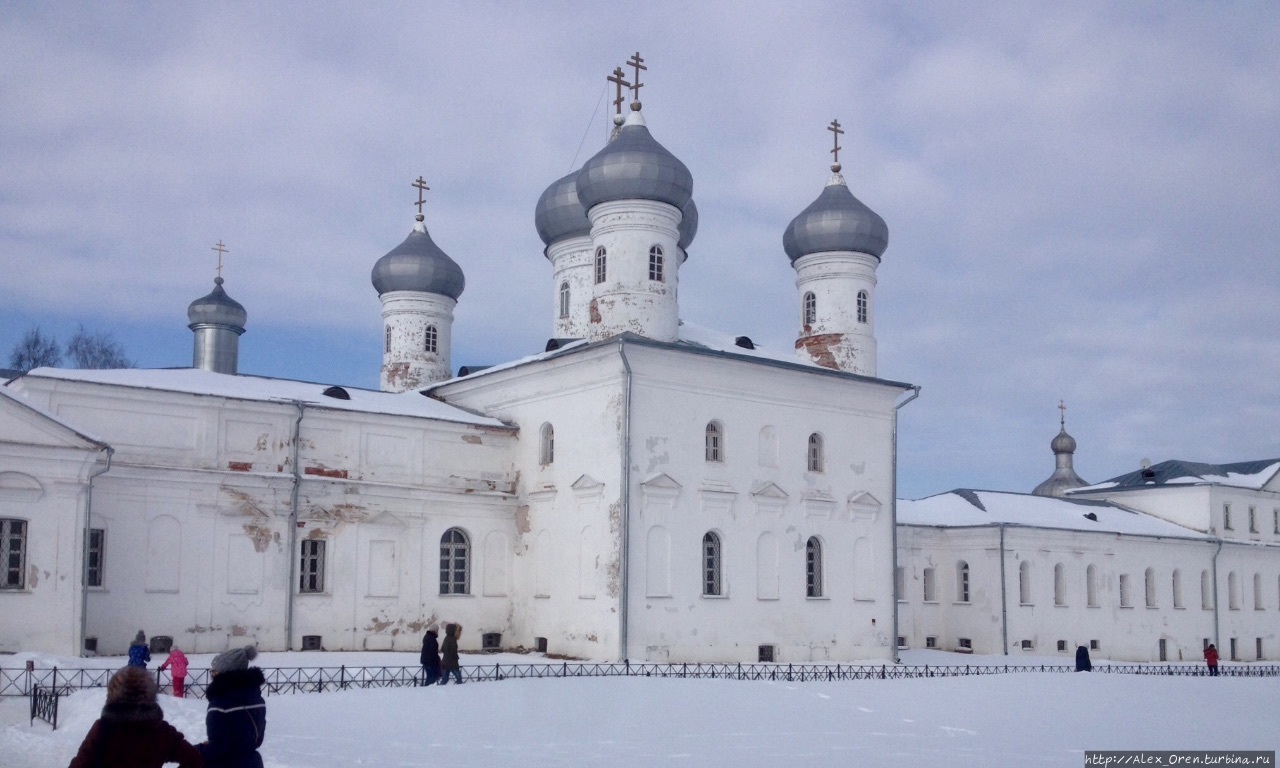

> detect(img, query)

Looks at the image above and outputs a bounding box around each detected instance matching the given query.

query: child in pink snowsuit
[158,647,189,698]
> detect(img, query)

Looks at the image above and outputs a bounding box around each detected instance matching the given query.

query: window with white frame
[1,519,27,590]
[1086,564,1099,607]
[1119,574,1132,607]
[957,561,970,602]
[802,292,816,326]
[424,325,438,354]
[856,290,868,323]
[805,537,823,597]
[539,423,554,466]
[299,539,326,593]
[806,433,824,473]
[85,528,105,588]
[384,325,392,353]
[648,245,664,282]
[558,282,570,319]
[923,567,937,602]
[702,532,722,596]
[1145,568,1157,607]
[1019,561,1032,605]
[440,528,470,595]
[594,247,607,284]
[705,421,724,463]
[1053,563,1065,606]
[1172,569,1183,609]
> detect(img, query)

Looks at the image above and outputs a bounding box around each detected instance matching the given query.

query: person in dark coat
[1075,645,1092,672]
[68,665,202,768]
[197,646,266,768]
[127,630,152,668]
[439,623,463,685]
[420,625,441,686]
[1204,643,1220,676]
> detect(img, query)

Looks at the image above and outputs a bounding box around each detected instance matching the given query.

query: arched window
[1228,571,1240,609]
[1254,573,1264,610]
[1172,569,1183,609]
[424,325,438,354]
[594,247,607,284]
[1201,570,1213,609]
[439,528,470,595]
[957,561,970,602]
[539,423,554,466]
[922,567,937,602]
[702,532,722,596]
[558,282,570,319]
[384,325,392,353]
[1019,561,1031,604]
[649,245,664,282]
[1119,574,1132,607]
[705,421,724,463]
[857,290,869,323]
[806,537,823,597]
[807,433,824,473]
[1086,564,1099,607]
[1053,563,1066,606]
[1145,568,1156,607]
[802,292,816,326]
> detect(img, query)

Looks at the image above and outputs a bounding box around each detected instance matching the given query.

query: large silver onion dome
[576,112,693,211]
[678,198,698,251]
[783,176,888,262]
[187,277,247,329]
[535,170,593,246]
[371,220,465,299]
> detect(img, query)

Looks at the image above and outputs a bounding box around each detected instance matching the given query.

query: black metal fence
[8,659,1280,705]
[29,685,60,730]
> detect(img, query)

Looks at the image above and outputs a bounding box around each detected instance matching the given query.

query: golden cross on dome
[211,240,228,279]
[608,67,632,115]
[627,52,646,102]
[1058,400,1067,428]
[828,119,844,166]
[412,176,430,216]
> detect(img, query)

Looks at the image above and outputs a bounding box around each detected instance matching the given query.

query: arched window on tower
[807,433,824,473]
[424,325,438,354]
[806,537,823,597]
[539,423,554,466]
[957,561,971,602]
[802,292,816,327]
[649,245,664,282]
[384,325,392,354]
[594,247,607,284]
[558,282,570,319]
[439,528,470,595]
[705,421,724,463]
[857,290,869,324]
[702,532,722,596]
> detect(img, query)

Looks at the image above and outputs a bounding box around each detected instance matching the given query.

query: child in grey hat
[198,645,266,767]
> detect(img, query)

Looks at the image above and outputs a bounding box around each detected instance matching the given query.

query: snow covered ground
[2,651,1276,767]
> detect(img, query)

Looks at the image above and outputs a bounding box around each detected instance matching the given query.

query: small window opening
[648,245,664,282]
[594,247,607,284]
[856,290,868,323]
[150,636,173,654]
[925,636,938,649]
[424,325,438,354]
[758,644,775,662]
[322,386,351,400]
[802,292,816,327]
[301,635,323,651]
[482,632,502,650]
[535,637,548,653]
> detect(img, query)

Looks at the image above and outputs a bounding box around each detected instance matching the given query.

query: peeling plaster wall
[547,235,593,339]
[379,291,456,392]
[585,200,681,344]
[793,251,878,377]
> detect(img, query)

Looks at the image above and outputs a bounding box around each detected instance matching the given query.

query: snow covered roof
[898,489,1210,539]
[16,368,507,428]
[0,385,110,447]
[1071,459,1280,494]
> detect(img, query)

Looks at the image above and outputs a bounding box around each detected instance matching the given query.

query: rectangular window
[1223,503,1232,530]
[1119,574,1132,607]
[1229,637,1238,661]
[922,567,936,602]
[957,638,972,651]
[648,247,664,281]
[1,519,27,589]
[1274,508,1279,534]
[1057,640,1067,652]
[925,636,937,649]
[1090,639,1099,651]
[1257,638,1264,660]
[299,539,326,593]
[85,528,105,588]
[1248,506,1257,533]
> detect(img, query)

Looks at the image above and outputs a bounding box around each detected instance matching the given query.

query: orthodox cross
[607,67,631,115]
[828,119,844,166]
[412,176,430,216]
[1058,399,1067,428]
[627,51,646,102]
[211,240,228,279]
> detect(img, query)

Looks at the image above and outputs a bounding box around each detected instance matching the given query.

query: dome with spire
[535,169,593,247]
[371,218,465,299]
[783,173,888,262]
[1032,414,1089,498]
[575,110,693,211]
[187,277,247,329]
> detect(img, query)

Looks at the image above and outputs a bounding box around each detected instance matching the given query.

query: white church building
[2,62,1276,665]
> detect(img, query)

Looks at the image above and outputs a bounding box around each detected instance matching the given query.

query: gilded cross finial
[607,67,631,116]
[828,119,845,171]
[1058,399,1067,429]
[412,176,430,220]
[627,51,646,105]
[211,240,228,280]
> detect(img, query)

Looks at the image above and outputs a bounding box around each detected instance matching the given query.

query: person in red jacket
[68,666,202,768]
[1204,643,1220,676]
[159,646,190,698]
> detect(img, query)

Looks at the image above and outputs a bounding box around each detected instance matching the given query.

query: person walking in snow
[439,623,463,685]
[1074,645,1092,672]
[197,645,267,768]
[420,625,441,687]
[159,645,190,698]
[68,666,203,768]
[127,630,152,668]
[1204,643,1220,676]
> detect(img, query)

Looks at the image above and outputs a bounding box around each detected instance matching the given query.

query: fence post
[563,661,568,678]
[339,665,346,691]
[496,662,501,681]
[626,658,631,676]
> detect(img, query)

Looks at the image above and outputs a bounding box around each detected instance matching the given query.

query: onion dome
[535,169,593,246]
[1051,428,1078,455]
[1032,413,1088,498]
[576,109,693,211]
[783,172,888,262]
[187,277,247,330]
[371,217,465,299]
[678,198,698,251]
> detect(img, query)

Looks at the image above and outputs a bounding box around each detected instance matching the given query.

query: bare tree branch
[8,328,62,370]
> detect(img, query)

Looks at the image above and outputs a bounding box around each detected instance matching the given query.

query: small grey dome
[783,177,888,262]
[1051,428,1078,455]
[535,170,592,246]
[371,222,465,299]
[576,118,693,211]
[187,277,247,329]
[678,198,698,251]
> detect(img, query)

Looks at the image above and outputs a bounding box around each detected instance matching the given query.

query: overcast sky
[3,2,1277,499]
